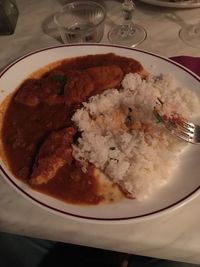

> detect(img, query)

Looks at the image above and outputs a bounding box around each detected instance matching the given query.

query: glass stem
[119,0,136,38]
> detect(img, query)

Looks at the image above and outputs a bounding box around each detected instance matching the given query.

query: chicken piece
[105,54,145,76]
[54,53,144,75]
[75,53,145,76]
[15,79,40,106]
[64,65,123,107]
[30,127,76,185]
[86,64,123,92]
[41,69,66,79]
[39,70,67,105]
[64,70,94,107]
[15,73,67,107]
[38,78,65,105]
[82,53,147,77]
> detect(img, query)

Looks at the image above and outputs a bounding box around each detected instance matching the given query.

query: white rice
[72,73,200,200]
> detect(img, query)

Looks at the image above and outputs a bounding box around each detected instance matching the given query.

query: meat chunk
[15,79,40,106]
[105,54,144,76]
[53,53,144,75]
[15,73,67,106]
[86,64,123,92]
[38,78,65,105]
[64,65,123,107]
[64,70,94,108]
[30,127,76,185]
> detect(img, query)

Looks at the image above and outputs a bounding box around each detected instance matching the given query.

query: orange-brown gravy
[33,163,103,205]
[1,53,143,205]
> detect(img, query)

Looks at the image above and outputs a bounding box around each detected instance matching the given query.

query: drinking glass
[179,21,200,48]
[108,0,147,47]
[54,1,106,44]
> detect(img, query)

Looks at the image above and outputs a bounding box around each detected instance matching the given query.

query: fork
[154,110,200,144]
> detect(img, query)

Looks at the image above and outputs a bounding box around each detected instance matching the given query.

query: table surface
[0,0,200,264]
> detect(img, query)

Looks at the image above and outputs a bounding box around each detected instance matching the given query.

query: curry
[1,53,144,205]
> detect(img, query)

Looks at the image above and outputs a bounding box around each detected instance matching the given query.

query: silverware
[153,110,200,144]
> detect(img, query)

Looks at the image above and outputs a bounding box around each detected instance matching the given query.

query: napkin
[170,56,200,77]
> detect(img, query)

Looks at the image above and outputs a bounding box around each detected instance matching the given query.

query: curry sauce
[1,53,144,205]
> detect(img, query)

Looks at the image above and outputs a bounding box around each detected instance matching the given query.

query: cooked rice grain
[72,73,200,200]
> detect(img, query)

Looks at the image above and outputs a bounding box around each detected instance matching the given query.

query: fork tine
[153,109,198,144]
[172,128,193,143]
[163,118,194,143]
[177,119,195,131]
[176,124,194,135]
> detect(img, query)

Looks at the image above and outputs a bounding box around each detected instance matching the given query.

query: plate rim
[1,43,200,223]
[1,163,200,224]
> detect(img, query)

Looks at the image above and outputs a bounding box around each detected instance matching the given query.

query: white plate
[140,0,200,8]
[0,44,200,224]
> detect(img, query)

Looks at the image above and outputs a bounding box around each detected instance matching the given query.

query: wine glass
[179,21,200,48]
[108,0,147,47]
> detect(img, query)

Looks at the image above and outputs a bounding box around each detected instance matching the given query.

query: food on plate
[1,53,200,204]
[30,127,75,186]
[64,65,123,108]
[72,73,200,199]
[15,64,124,108]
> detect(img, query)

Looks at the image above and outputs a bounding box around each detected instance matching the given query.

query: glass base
[179,23,200,48]
[108,24,147,47]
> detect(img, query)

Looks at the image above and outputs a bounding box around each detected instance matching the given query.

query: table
[0,0,200,264]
